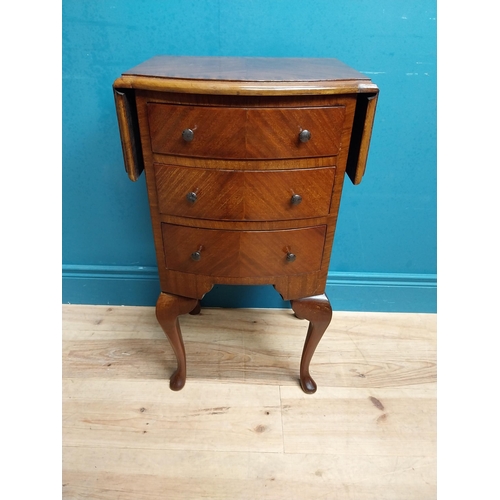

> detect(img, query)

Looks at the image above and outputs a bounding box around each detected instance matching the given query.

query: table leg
[189,300,202,315]
[156,292,199,391]
[290,294,332,394]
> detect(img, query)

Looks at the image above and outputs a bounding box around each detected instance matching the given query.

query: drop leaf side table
[113,56,378,393]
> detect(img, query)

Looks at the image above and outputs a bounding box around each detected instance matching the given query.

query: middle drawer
[154,164,336,221]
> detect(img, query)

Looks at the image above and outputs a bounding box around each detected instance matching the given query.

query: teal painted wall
[62,0,437,312]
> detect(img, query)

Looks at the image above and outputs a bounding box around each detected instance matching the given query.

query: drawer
[148,104,247,158]
[246,107,345,158]
[155,164,336,221]
[147,103,345,159]
[162,223,326,278]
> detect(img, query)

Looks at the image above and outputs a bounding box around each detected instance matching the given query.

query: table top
[123,55,370,82]
[114,56,378,95]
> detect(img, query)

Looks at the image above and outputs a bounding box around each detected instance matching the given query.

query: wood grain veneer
[154,165,336,221]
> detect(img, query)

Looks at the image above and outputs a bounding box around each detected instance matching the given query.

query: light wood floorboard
[62,305,436,499]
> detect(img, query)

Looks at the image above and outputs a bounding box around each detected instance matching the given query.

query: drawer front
[162,224,326,278]
[155,164,336,221]
[148,104,247,158]
[147,103,345,159]
[246,107,345,158]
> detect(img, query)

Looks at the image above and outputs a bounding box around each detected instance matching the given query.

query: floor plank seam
[63,444,295,455]
[279,384,286,454]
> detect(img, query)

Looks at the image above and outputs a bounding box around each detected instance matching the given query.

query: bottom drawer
[162,223,326,278]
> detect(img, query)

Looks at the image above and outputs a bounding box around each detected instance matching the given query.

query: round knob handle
[182,128,194,142]
[191,250,202,261]
[299,129,311,143]
[286,252,296,262]
[186,191,198,203]
[191,246,203,261]
[291,194,302,205]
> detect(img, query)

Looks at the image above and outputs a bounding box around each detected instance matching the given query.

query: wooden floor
[62,304,436,500]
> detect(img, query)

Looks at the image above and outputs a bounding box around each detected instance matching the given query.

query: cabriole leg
[189,300,202,315]
[290,294,332,394]
[156,292,198,391]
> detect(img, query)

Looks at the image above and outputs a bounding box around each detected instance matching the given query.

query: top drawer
[147,103,346,160]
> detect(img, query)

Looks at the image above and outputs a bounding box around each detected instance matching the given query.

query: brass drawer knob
[291,194,302,205]
[191,251,202,261]
[191,246,203,261]
[286,252,296,262]
[299,129,311,143]
[182,128,194,142]
[186,191,198,203]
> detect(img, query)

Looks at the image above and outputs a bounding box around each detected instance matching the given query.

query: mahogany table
[113,56,378,393]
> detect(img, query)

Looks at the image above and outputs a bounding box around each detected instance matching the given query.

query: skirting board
[62,265,436,313]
